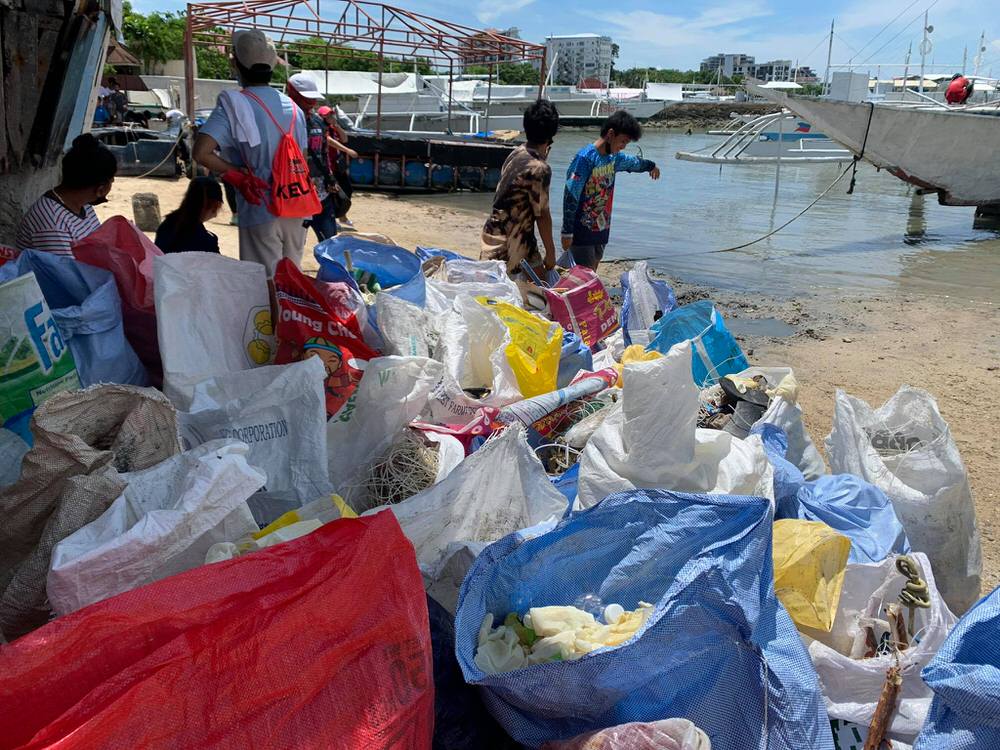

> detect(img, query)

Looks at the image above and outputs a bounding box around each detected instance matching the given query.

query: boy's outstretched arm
[562,152,592,248]
[615,152,661,179]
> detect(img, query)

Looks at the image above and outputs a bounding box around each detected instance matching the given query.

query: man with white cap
[193,30,309,272]
[286,72,337,241]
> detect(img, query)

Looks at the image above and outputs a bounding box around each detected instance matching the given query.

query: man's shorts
[569,244,605,268]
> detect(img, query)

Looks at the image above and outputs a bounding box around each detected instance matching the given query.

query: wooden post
[538,48,547,99]
[447,60,454,134]
[376,35,384,138]
[485,63,493,134]
[184,4,196,118]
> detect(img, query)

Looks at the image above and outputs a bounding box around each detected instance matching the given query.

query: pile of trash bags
[0,228,992,750]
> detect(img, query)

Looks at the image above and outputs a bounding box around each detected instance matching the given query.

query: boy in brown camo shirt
[481,99,560,277]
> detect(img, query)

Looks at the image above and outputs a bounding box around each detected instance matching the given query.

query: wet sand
[99,175,1000,593]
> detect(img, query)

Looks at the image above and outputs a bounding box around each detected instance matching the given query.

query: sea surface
[408,129,1000,305]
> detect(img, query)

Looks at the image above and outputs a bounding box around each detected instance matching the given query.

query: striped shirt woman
[16,192,101,256]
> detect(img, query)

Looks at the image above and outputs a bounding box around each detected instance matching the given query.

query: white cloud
[476,0,537,25]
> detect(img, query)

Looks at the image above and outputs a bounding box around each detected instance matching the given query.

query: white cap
[232,30,278,71]
[287,72,326,100]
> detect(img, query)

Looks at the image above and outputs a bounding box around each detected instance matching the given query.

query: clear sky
[134,0,999,77]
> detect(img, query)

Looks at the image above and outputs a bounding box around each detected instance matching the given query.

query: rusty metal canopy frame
[184,0,547,133]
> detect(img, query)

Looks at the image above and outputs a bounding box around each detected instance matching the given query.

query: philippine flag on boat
[794,122,812,133]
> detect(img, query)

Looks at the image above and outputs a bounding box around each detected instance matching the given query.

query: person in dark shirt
[481,98,560,276]
[286,73,337,242]
[154,176,223,254]
[107,78,129,124]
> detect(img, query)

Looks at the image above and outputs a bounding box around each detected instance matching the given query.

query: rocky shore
[645,102,779,131]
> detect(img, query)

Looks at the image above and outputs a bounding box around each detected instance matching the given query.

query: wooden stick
[886,603,910,651]
[864,665,903,750]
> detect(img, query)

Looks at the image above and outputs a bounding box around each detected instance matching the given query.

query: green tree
[497,62,540,85]
[120,2,232,79]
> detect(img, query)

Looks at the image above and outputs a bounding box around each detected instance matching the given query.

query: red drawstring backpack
[241,90,322,218]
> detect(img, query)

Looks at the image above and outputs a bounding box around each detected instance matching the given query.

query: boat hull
[759,91,1000,206]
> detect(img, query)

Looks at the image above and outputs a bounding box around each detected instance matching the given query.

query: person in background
[286,73,337,242]
[319,105,358,229]
[107,78,128,124]
[16,133,116,255]
[561,109,660,271]
[154,176,223,254]
[93,97,110,126]
[481,99,560,278]
[945,73,974,105]
[193,30,308,272]
[163,108,185,133]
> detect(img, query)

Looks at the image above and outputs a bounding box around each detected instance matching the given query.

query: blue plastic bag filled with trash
[755,424,909,563]
[646,299,747,386]
[315,235,421,289]
[620,261,676,347]
[915,586,1000,749]
[556,330,593,389]
[416,246,464,262]
[455,489,833,750]
[0,250,147,388]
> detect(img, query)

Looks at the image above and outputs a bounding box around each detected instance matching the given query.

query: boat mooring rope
[656,101,879,260]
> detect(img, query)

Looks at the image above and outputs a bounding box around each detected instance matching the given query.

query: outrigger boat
[755,86,1000,209]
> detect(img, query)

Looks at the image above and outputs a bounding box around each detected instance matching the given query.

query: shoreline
[97,175,1000,592]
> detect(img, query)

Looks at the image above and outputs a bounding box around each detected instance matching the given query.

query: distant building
[791,65,818,83]
[700,53,755,78]
[746,59,793,82]
[459,27,522,65]
[541,34,614,86]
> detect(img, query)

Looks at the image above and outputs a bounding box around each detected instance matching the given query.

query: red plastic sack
[0,244,18,266]
[0,511,434,750]
[544,266,618,348]
[273,258,379,417]
[72,216,163,385]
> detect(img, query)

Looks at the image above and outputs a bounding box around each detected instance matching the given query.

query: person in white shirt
[16,134,116,256]
[193,30,309,272]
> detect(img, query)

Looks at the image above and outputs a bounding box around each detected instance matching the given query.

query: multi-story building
[699,53,755,78]
[541,34,614,86]
[791,65,819,83]
[746,59,794,81]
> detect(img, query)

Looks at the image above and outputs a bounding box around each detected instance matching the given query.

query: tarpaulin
[756,424,909,564]
[0,511,433,749]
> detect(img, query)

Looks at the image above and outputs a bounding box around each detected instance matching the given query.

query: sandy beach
[98,174,1000,592]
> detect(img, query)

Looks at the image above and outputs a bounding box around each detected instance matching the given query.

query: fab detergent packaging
[273,259,379,418]
[0,272,80,443]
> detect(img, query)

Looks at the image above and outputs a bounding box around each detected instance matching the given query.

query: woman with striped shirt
[16,134,117,256]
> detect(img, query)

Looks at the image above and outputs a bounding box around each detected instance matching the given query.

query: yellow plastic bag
[253,494,357,542]
[478,298,562,398]
[613,345,663,386]
[773,519,851,633]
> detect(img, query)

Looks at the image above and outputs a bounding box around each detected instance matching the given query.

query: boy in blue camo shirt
[561,110,660,270]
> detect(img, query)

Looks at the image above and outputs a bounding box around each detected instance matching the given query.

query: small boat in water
[676,111,852,164]
[756,86,1000,208]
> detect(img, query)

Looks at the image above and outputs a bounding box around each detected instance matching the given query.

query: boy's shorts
[569,244,605,268]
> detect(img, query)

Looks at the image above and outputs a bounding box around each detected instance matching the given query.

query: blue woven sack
[455,489,832,749]
[915,586,1000,749]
